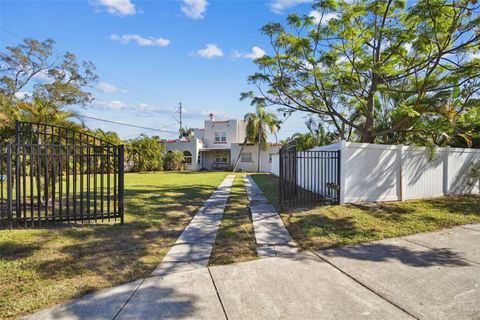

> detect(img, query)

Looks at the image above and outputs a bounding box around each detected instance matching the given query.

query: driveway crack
[208,268,229,320]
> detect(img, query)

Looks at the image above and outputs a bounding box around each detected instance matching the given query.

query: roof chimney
[209,112,215,121]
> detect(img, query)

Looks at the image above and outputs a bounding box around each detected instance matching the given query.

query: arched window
[183,151,192,164]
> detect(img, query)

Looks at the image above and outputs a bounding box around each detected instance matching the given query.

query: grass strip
[209,175,257,266]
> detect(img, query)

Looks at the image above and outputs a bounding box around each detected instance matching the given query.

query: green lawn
[251,173,480,251]
[209,175,257,266]
[0,171,229,319]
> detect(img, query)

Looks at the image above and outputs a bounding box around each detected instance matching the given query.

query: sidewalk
[25,224,480,320]
[244,175,298,257]
[152,175,235,276]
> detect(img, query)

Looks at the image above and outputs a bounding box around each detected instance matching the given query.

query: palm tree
[0,94,82,142]
[179,127,194,139]
[17,97,81,126]
[233,105,280,172]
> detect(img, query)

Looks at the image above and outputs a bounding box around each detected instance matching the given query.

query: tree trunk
[232,138,247,172]
[361,129,375,143]
[257,143,261,173]
[363,75,377,143]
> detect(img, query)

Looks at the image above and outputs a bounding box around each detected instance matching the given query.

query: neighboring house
[163,113,282,171]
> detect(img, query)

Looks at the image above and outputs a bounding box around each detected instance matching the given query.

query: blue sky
[0,0,318,140]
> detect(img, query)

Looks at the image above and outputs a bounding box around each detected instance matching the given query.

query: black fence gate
[0,121,124,228]
[279,141,340,210]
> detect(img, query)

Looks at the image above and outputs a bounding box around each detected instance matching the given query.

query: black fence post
[118,145,125,224]
[15,121,20,144]
[6,144,13,229]
[279,147,283,212]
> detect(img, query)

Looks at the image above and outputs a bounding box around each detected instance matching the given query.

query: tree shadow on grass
[28,184,220,282]
[6,183,216,277]
[419,195,480,216]
[0,240,43,260]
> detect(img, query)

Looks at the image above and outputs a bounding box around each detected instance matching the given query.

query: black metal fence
[0,122,124,228]
[279,141,340,210]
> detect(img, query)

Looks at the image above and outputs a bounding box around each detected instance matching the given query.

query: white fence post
[397,144,404,201]
[339,140,346,204]
[443,146,450,195]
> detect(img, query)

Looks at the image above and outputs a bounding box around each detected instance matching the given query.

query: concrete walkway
[244,175,298,257]
[151,175,235,276]
[25,224,480,320]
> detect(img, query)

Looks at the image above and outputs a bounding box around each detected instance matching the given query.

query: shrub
[126,135,164,172]
[164,150,185,171]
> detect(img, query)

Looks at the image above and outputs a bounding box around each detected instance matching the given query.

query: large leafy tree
[0,38,98,139]
[245,0,480,145]
[0,38,97,106]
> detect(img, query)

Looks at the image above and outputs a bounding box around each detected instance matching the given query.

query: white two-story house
[163,113,282,171]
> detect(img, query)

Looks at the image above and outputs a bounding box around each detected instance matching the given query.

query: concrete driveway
[26,224,480,320]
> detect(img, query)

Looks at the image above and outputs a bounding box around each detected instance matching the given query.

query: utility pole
[178,102,183,138]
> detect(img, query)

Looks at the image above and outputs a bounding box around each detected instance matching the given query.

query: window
[215,132,227,142]
[269,153,275,163]
[183,151,192,164]
[214,151,228,163]
[241,152,252,162]
[197,153,201,164]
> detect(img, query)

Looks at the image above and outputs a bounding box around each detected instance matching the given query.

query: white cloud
[195,44,223,58]
[15,91,32,100]
[183,109,228,120]
[33,70,54,83]
[181,0,208,19]
[95,100,173,116]
[467,52,480,60]
[110,34,170,47]
[270,0,312,13]
[96,81,127,93]
[96,100,128,110]
[309,11,339,25]
[404,43,413,53]
[92,0,136,16]
[232,47,266,59]
[302,59,314,70]
[244,47,266,59]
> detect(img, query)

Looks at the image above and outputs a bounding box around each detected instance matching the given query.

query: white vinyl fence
[270,141,480,204]
[271,153,280,176]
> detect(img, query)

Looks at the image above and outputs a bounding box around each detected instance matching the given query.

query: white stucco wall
[193,128,205,140]
[164,139,203,171]
[231,144,281,172]
[203,120,246,148]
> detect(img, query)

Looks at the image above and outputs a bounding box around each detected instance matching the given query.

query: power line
[77,115,178,133]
